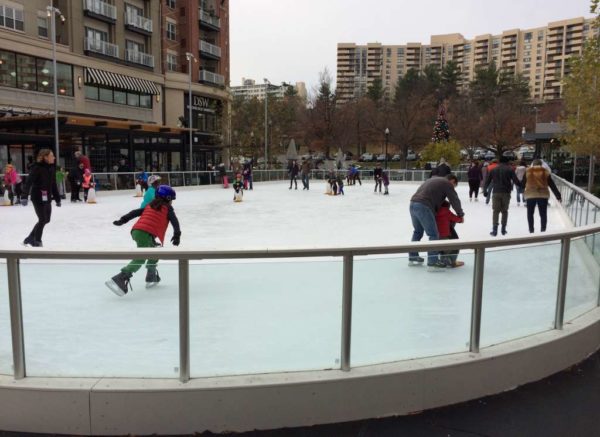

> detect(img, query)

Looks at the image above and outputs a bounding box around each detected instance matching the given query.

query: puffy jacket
[522,166,561,200]
[119,204,181,245]
[82,174,93,189]
[4,167,20,185]
[435,205,464,238]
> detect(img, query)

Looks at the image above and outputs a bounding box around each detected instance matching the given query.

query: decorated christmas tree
[432,105,450,143]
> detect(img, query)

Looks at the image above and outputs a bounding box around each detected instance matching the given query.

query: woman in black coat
[21,149,61,247]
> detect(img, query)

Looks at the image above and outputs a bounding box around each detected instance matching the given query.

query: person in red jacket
[105,185,181,296]
[435,200,464,268]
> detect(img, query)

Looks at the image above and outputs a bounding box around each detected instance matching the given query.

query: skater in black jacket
[374,163,383,193]
[21,149,61,247]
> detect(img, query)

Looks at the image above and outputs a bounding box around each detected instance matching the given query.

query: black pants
[354,175,362,185]
[27,201,52,243]
[289,175,297,188]
[527,198,548,232]
[374,179,382,192]
[70,179,81,201]
[468,180,480,198]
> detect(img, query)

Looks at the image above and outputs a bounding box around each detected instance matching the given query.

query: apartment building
[231,78,308,101]
[337,17,597,104]
[0,0,230,173]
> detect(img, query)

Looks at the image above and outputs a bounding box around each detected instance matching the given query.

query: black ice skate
[105,271,133,297]
[408,256,425,266]
[145,269,161,289]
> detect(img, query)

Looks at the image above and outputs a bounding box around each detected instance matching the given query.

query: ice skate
[427,261,447,272]
[450,261,465,268]
[105,272,132,297]
[501,225,507,236]
[145,269,161,289]
[408,256,424,266]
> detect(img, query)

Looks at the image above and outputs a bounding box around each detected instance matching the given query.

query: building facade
[0,0,230,173]
[231,78,308,101]
[337,17,597,104]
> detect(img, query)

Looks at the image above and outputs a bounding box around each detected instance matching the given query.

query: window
[126,40,144,53]
[0,50,16,87]
[37,11,48,38]
[127,92,140,106]
[524,32,533,41]
[114,89,127,105]
[99,87,113,102]
[85,85,99,100]
[166,0,175,8]
[140,94,151,108]
[166,53,177,71]
[0,3,24,31]
[166,20,176,40]
[36,58,53,93]
[16,54,36,91]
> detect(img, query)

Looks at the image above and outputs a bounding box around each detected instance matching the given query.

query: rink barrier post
[179,259,190,383]
[7,257,25,379]
[341,254,354,372]
[554,238,571,330]
[469,248,485,353]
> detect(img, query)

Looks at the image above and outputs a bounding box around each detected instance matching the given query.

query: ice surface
[0,181,597,378]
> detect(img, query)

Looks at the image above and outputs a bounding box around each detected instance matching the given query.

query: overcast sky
[230,0,593,92]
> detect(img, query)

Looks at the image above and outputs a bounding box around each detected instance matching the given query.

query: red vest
[132,205,169,243]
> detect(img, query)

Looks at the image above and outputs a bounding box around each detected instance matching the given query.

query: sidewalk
[210,350,600,437]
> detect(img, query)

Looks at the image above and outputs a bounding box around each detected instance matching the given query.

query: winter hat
[148,175,161,185]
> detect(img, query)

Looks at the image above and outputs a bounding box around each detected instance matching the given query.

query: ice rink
[0,180,598,378]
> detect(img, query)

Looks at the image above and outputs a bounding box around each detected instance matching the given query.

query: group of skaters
[410,156,562,272]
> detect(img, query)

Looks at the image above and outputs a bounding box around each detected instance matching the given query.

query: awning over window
[84,67,161,95]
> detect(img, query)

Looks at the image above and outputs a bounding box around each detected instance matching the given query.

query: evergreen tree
[367,77,384,102]
[432,106,450,142]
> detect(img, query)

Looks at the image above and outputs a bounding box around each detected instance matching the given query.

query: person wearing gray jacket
[409,174,464,271]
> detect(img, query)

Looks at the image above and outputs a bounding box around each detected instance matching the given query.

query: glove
[171,234,180,246]
[113,219,126,226]
[20,197,28,207]
[55,201,61,207]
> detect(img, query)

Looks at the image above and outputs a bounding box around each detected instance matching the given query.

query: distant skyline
[230,0,593,95]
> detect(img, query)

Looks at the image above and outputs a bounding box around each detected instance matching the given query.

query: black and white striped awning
[85,68,161,95]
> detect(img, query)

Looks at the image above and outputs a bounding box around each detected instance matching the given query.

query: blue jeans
[409,202,440,264]
[516,185,524,203]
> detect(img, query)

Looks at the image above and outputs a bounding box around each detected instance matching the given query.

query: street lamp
[47,5,65,164]
[384,128,390,170]
[250,131,255,162]
[263,78,269,168]
[185,52,197,171]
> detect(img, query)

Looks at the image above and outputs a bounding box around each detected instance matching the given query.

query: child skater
[382,171,390,195]
[81,168,95,202]
[140,174,161,209]
[233,173,244,202]
[336,173,345,195]
[328,171,338,195]
[435,200,464,268]
[105,185,181,296]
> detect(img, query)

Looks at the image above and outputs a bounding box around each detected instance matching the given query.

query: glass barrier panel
[481,242,560,348]
[20,260,179,378]
[565,237,600,322]
[0,262,12,375]
[351,252,473,367]
[189,258,342,377]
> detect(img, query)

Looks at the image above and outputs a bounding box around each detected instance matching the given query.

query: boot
[105,271,133,297]
[145,269,161,289]
[490,225,498,237]
[501,225,507,236]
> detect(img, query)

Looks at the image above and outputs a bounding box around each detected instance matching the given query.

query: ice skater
[382,171,390,195]
[140,174,161,208]
[435,200,464,267]
[288,160,299,190]
[374,163,383,193]
[483,156,521,236]
[233,173,244,202]
[106,185,181,296]
[521,159,562,233]
[81,169,95,202]
[467,161,482,201]
[336,173,344,195]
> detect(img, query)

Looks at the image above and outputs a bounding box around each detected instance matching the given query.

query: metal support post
[178,259,190,382]
[340,254,354,371]
[7,258,25,379]
[554,238,571,329]
[469,248,485,353]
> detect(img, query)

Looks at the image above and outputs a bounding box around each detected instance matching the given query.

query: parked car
[391,154,402,161]
[406,151,417,161]
[502,150,517,160]
[360,153,374,162]
[484,151,496,161]
[376,154,387,162]
[521,151,535,162]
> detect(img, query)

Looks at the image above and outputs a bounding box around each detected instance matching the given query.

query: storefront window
[36,58,53,93]
[0,50,16,87]
[56,63,73,96]
[140,94,151,108]
[127,92,140,107]
[85,84,98,100]
[114,89,127,105]
[99,87,113,102]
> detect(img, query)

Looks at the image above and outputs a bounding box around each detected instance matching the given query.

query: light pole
[263,78,269,168]
[47,5,65,164]
[185,52,197,171]
[384,127,390,170]
[250,131,254,162]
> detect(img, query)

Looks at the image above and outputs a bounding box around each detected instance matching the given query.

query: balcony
[199,40,221,59]
[125,11,153,35]
[125,50,154,68]
[83,0,116,23]
[84,38,119,58]
[199,9,221,31]
[199,70,224,86]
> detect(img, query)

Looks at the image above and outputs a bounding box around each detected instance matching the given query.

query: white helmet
[148,175,161,185]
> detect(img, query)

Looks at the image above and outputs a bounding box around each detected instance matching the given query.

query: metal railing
[84,38,119,58]
[83,0,117,20]
[199,70,225,86]
[200,40,222,58]
[125,49,155,68]
[125,11,153,33]
[199,10,221,29]
[3,175,599,382]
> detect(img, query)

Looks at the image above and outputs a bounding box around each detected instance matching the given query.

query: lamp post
[250,131,255,162]
[185,52,197,171]
[384,127,390,170]
[47,5,65,164]
[263,78,269,168]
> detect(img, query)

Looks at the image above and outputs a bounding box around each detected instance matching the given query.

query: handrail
[2,223,600,260]
[553,174,600,207]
